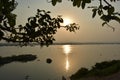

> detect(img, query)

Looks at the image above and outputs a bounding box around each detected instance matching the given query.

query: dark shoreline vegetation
[0,54,37,67]
[70,60,120,80]
[1,42,120,47]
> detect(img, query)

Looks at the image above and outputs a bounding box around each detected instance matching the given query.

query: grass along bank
[70,60,120,80]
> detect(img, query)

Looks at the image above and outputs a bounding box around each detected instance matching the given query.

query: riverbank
[0,54,37,67]
[75,71,120,80]
[70,60,120,80]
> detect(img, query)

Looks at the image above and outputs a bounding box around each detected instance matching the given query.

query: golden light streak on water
[62,45,71,71]
[63,45,71,55]
[66,56,70,71]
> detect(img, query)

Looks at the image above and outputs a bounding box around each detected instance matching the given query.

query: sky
[13,0,120,43]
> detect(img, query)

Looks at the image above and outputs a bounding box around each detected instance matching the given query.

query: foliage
[51,0,120,31]
[70,60,120,80]
[0,0,79,46]
[0,0,120,46]
[0,0,17,40]
[70,67,89,79]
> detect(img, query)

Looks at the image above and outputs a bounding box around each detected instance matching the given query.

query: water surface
[0,44,120,80]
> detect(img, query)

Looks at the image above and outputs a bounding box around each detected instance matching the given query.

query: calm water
[0,44,120,80]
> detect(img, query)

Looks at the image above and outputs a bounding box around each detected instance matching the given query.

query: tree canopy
[0,0,79,46]
[51,0,120,30]
[0,0,120,46]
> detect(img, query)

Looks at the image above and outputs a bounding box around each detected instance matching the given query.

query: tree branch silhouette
[51,0,120,30]
[0,0,79,46]
[0,0,120,46]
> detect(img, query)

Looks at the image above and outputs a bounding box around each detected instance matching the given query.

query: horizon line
[1,42,120,46]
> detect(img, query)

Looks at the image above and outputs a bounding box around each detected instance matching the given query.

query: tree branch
[103,0,112,6]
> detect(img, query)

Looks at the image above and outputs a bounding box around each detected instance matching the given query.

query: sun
[63,18,72,26]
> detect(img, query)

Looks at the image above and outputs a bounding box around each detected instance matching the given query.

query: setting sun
[63,18,72,25]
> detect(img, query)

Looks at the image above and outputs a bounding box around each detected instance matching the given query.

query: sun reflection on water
[62,45,71,71]
[66,56,70,71]
[63,45,71,55]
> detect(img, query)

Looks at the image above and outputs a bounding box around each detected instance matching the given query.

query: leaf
[111,16,120,23]
[100,15,110,22]
[110,0,116,2]
[102,22,107,26]
[47,11,51,13]
[37,9,41,12]
[73,0,77,6]
[46,14,51,20]
[58,18,63,23]
[92,9,97,18]
[98,10,102,16]
[57,0,62,3]
[108,6,115,15]
[52,0,57,6]
[103,6,109,10]
[85,0,91,3]
[77,0,82,7]
[81,1,86,9]
[28,17,31,22]
[57,22,61,28]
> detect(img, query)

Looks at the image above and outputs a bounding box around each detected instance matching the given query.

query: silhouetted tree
[0,0,120,46]
[50,0,120,31]
[0,0,79,46]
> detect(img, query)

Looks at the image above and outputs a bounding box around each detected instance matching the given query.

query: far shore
[1,42,120,47]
